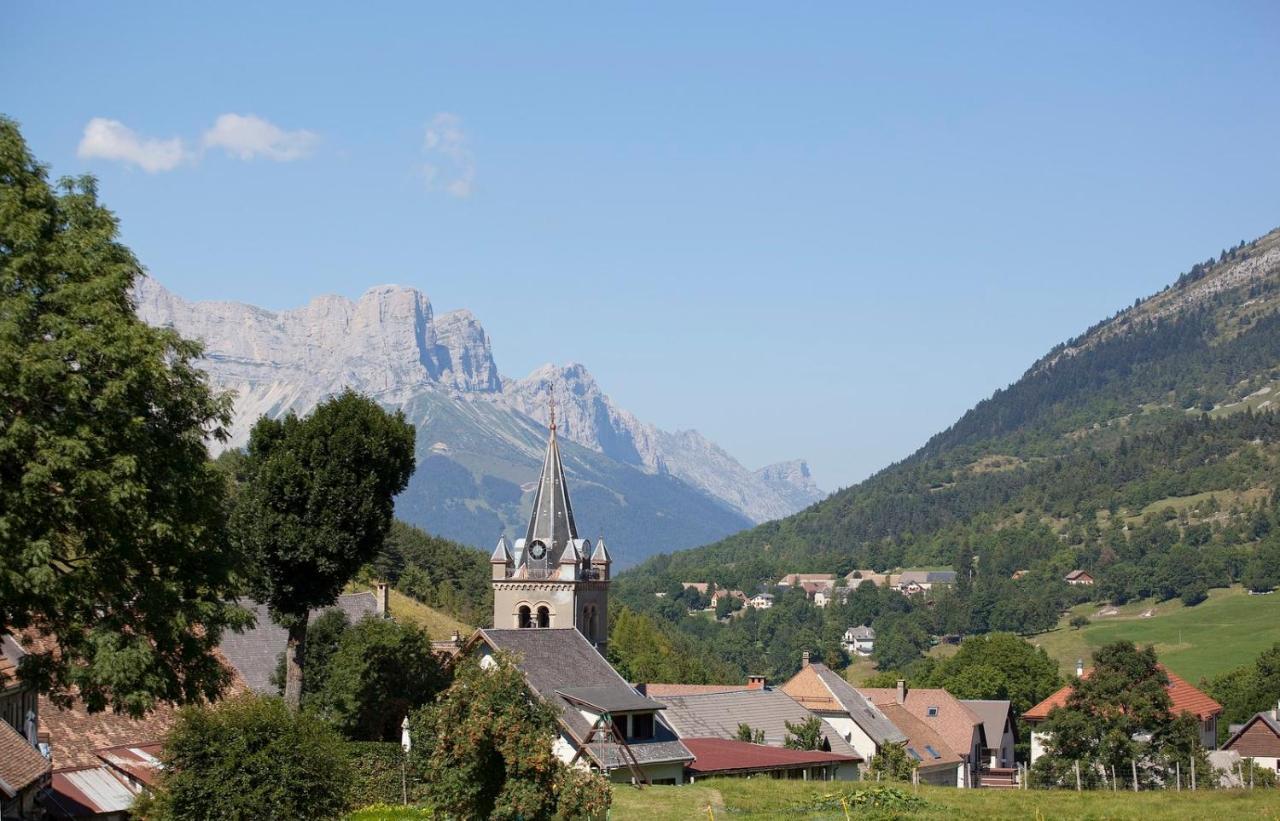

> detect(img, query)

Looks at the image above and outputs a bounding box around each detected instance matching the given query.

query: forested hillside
[612,226,1280,683]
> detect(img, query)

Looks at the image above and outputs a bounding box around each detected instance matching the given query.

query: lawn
[609,779,1280,820]
[1028,585,1280,682]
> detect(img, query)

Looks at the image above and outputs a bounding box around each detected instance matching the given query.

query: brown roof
[640,683,751,698]
[781,665,842,713]
[0,719,50,797]
[1222,712,1280,757]
[96,742,165,788]
[1022,665,1222,722]
[859,687,982,760]
[877,704,963,772]
[683,737,859,775]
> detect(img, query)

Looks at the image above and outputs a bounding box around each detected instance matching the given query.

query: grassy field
[1028,585,1280,682]
[610,779,1280,820]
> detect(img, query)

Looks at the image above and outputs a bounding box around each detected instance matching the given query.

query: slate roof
[653,689,860,759]
[219,593,380,694]
[0,718,49,798]
[557,686,666,714]
[475,629,693,770]
[960,699,1014,748]
[523,423,578,561]
[781,664,905,745]
[845,626,875,640]
[639,683,752,698]
[897,570,957,586]
[683,737,859,775]
[1022,665,1222,722]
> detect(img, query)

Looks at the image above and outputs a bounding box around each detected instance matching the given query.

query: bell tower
[491,402,610,649]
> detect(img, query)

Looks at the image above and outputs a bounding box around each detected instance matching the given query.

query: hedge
[347,742,429,808]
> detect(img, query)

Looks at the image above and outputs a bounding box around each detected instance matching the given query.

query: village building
[895,570,957,595]
[472,412,693,784]
[1220,703,1280,775]
[845,570,891,589]
[1064,569,1094,586]
[219,588,387,694]
[1,636,49,820]
[874,702,966,786]
[779,655,905,764]
[857,682,985,787]
[680,738,858,782]
[1023,663,1222,763]
[708,588,747,609]
[841,626,875,657]
[748,593,774,609]
[776,573,836,589]
[960,700,1016,771]
[652,688,861,780]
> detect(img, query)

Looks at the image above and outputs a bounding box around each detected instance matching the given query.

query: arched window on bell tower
[536,605,551,628]
[517,605,532,629]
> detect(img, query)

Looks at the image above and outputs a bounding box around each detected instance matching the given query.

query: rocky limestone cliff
[134,278,822,527]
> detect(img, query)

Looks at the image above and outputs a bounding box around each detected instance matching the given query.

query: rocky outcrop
[134,278,822,540]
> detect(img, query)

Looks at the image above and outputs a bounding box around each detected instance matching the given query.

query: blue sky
[4,3,1279,491]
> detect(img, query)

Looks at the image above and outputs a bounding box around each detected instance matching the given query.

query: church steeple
[523,399,578,559]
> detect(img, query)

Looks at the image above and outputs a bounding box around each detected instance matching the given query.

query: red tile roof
[1023,665,1222,722]
[682,737,859,775]
[0,719,50,797]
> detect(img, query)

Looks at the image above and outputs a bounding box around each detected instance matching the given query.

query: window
[536,605,551,628]
[630,713,654,741]
[517,605,532,629]
[926,706,939,717]
[924,745,941,760]
[906,747,922,761]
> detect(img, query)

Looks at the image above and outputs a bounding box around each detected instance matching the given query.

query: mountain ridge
[135,277,824,563]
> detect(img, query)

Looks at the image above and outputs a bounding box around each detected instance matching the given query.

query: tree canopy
[231,390,415,705]
[0,115,248,716]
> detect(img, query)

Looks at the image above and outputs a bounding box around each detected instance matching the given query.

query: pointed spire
[591,537,611,565]
[490,534,512,564]
[524,415,578,560]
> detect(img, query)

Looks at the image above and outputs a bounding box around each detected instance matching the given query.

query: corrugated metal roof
[44,767,137,816]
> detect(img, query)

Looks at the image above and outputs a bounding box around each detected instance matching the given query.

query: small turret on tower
[490,534,513,580]
[591,537,612,581]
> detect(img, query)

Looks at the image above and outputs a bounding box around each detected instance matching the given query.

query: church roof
[475,629,692,770]
[591,538,611,564]
[490,535,512,564]
[524,419,578,562]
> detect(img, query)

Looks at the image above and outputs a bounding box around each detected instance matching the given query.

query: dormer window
[927,706,939,717]
[630,712,654,741]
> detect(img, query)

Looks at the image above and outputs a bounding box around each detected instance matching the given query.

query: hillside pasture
[1029,585,1280,682]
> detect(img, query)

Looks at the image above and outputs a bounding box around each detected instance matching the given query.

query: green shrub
[347,742,428,808]
[137,695,352,821]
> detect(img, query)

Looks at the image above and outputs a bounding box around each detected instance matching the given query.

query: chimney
[801,651,811,668]
[376,583,390,618]
[896,679,906,705]
[1075,658,1084,678]
[747,675,766,690]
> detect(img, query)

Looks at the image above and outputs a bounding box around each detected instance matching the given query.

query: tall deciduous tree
[232,391,415,707]
[0,116,248,716]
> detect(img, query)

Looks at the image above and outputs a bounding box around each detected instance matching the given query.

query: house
[1221,703,1280,774]
[219,587,387,694]
[960,700,1016,770]
[779,656,905,765]
[681,738,858,782]
[844,570,889,588]
[875,702,966,786]
[801,582,835,607]
[709,589,747,609]
[842,626,876,656]
[858,681,985,787]
[1023,663,1222,763]
[1,635,49,820]
[652,688,861,781]
[777,573,836,589]
[1064,570,1094,586]
[749,593,774,610]
[469,629,693,784]
[895,570,957,594]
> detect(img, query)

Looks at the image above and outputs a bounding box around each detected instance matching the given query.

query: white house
[842,626,875,656]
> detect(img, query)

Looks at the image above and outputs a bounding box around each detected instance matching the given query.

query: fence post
[1075,761,1082,792]
[1190,756,1196,791]
[1131,759,1138,792]
[1110,764,1116,792]
[1176,760,1180,792]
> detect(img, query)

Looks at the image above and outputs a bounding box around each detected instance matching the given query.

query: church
[466,411,695,784]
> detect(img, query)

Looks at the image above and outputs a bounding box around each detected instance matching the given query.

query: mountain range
[620,225,1280,589]
[134,278,822,567]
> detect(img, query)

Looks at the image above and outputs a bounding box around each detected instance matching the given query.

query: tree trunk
[284,620,306,709]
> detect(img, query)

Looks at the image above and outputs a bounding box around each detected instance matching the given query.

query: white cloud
[421,112,474,197]
[202,113,318,161]
[76,118,189,173]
